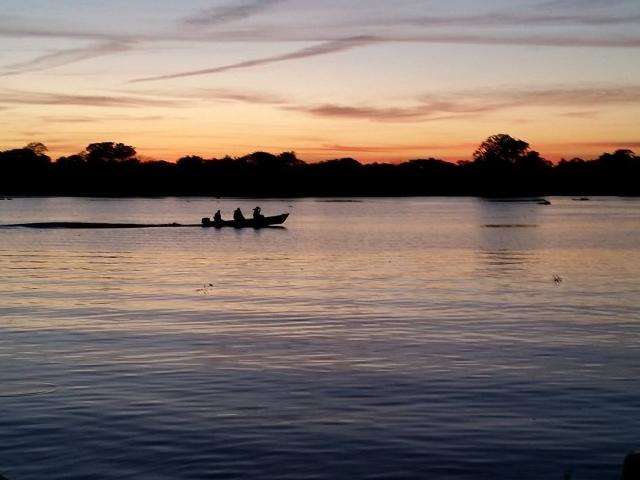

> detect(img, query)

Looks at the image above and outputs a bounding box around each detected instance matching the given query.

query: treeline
[0,134,638,196]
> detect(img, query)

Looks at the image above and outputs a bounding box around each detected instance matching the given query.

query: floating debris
[196,283,214,295]
[553,275,563,285]
[485,224,538,228]
[484,197,548,203]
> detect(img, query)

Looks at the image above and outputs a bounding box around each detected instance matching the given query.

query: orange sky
[1,1,639,163]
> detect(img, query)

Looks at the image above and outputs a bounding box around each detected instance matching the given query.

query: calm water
[1,197,639,480]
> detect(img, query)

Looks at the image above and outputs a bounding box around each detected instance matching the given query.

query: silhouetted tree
[85,142,137,165]
[466,134,551,195]
[0,143,51,193]
[472,134,531,167]
[26,142,49,156]
[1,135,638,196]
[593,149,639,194]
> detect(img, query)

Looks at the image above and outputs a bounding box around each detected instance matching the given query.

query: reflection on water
[0,197,639,480]
[475,200,543,277]
[479,249,533,276]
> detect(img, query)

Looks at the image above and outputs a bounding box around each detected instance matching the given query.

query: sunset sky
[1,0,639,162]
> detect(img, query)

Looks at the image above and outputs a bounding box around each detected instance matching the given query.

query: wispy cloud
[37,114,167,123]
[130,36,376,83]
[0,40,134,76]
[396,12,640,27]
[397,33,640,48]
[133,88,287,104]
[2,18,639,49]
[0,24,135,41]
[288,104,429,122]
[558,110,600,118]
[279,85,640,122]
[492,85,640,106]
[536,0,627,8]
[315,143,476,153]
[129,32,639,83]
[564,140,640,148]
[183,0,285,27]
[0,89,180,108]
[121,84,640,122]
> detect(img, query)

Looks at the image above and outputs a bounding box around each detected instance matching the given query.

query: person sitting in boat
[213,210,222,223]
[233,208,245,222]
[253,206,264,220]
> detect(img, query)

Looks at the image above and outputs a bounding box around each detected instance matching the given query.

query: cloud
[397,12,640,27]
[0,89,180,108]
[120,83,640,123]
[496,85,640,105]
[197,88,286,104]
[130,36,375,83]
[37,114,166,123]
[288,104,428,121]
[183,0,285,27]
[289,103,490,122]
[290,85,640,122]
[2,19,639,50]
[135,88,287,104]
[565,140,640,148]
[315,143,475,153]
[128,32,639,84]
[396,32,640,48]
[558,110,600,118]
[536,0,627,8]
[0,24,134,41]
[0,40,134,76]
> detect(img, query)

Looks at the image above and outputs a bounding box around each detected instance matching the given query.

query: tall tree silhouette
[466,134,551,195]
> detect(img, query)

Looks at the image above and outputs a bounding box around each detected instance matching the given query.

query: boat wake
[0,222,199,229]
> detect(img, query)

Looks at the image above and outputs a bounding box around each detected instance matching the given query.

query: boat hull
[202,213,289,229]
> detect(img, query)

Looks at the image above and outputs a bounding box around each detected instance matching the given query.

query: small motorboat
[201,213,289,229]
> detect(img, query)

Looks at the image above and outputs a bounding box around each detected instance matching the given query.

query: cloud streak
[314,143,476,153]
[128,30,639,84]
[130,36,376,83]
[37,114,167,124]
[296,86,640,122]
[132,88,287,104]
[1,40,134,76]
[0,89,179,108]
[564,140,640,148]
[183,0,285,27]
[121,83,640,123]
[396,12,640,27]
[1,20,640,49]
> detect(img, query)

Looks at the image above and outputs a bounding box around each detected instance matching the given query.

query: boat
[201,213,289,229]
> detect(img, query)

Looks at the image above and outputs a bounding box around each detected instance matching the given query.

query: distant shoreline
[2,136,638,197]
[1,194,638,199]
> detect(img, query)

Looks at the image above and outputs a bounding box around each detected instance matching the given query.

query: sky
[1,0,639,163]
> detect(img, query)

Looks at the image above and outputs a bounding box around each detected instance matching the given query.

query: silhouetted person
[621,451,640,480]
[213,210,222,223]
[253,206,263,220]
[233,208,245,222]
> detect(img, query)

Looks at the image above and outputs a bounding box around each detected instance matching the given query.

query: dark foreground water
[1,197,639,480]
